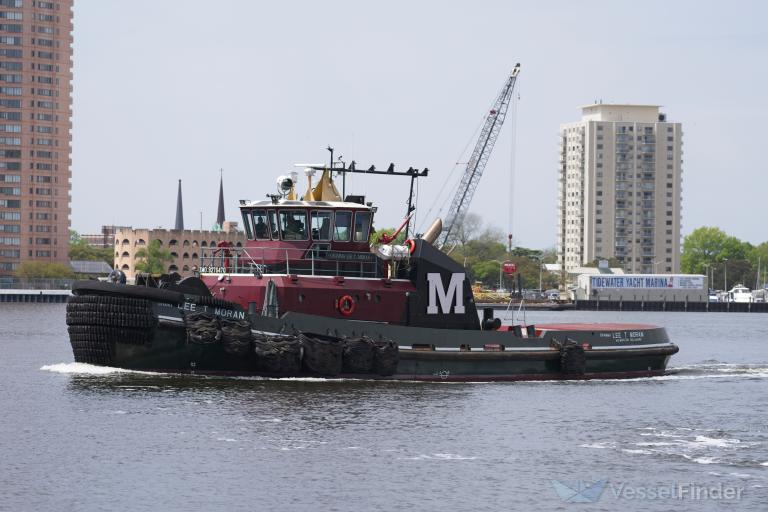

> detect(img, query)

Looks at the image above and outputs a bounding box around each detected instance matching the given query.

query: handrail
[197,245,382,278]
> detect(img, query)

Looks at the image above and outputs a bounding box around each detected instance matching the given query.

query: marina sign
[590,275,704,290]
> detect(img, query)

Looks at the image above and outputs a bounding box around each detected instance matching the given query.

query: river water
[1,304,766,511]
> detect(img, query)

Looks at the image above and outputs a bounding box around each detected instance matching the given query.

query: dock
[0,289,71,303]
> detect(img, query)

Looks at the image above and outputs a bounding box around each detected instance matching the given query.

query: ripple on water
[581,426,766,470]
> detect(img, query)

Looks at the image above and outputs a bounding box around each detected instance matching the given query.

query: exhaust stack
[422,218,443,245]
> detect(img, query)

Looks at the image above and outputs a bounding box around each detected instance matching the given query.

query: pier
[0,278,74,303]
[574,299,768,313]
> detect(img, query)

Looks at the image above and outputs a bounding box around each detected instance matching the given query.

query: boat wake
[581,426,767,471]
[40,362,160,376]
[656,363,768,381]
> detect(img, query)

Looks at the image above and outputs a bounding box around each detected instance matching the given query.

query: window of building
[0,49,21,58]
[0,75,20,87]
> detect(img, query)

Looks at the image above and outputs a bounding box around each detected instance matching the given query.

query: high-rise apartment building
[0,0,72,275]
[557,104,682,274]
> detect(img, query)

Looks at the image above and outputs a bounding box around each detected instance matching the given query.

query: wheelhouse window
[279,210,308,240]
[311,211,332,240]
[267,210,279,240]
[354,211,371,242]
[333,211,351,242]
[252,209,270,240]
[241,210,253,239]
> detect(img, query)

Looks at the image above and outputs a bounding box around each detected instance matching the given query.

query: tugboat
[66,159,679,381]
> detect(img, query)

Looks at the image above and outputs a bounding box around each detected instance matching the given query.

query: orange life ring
[405,239,416,254]
[337,294,356,316]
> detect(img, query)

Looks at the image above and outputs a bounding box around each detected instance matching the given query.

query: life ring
[405,239,416,254]
[337,294,356,316]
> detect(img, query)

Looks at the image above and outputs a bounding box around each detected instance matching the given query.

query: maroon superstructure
[198,197,418,325]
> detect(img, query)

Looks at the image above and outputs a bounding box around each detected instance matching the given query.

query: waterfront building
[0,0,73,275]
[80,225,130,249]
[113,224,245,280]
[557,104,683,274]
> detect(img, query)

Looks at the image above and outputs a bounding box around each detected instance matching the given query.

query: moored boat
[66,159,678,381]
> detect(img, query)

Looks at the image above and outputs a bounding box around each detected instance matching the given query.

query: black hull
[66,282,679,382]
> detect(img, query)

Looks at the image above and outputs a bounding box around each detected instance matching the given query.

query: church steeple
[216,169,225,228]
[174,179,184,230]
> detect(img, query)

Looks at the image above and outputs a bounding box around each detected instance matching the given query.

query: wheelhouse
[239,200,373,246]
[197,199,379,278]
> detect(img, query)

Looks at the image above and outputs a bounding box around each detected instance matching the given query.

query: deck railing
[198,246,383,278]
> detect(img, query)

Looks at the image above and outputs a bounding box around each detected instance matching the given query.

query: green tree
[443,212,484,249]
[540,247,558,264]
[15,261,75,279]
[750,242,768,288]
[134,239,173,274]
[681,227,748,274]
[68,229,114,266]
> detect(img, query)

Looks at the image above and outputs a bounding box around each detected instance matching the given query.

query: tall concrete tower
[557,104,683,274]
[0,0,74,275]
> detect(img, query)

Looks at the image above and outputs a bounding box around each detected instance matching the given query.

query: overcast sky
[71,0,767,248]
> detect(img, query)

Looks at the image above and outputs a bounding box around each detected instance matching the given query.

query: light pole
[490,260,507,292]
[537,255,543,291]
[723,258,729,294]
[703,264,710,292]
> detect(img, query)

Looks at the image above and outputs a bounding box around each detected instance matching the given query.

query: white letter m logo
[426,273,465,314]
